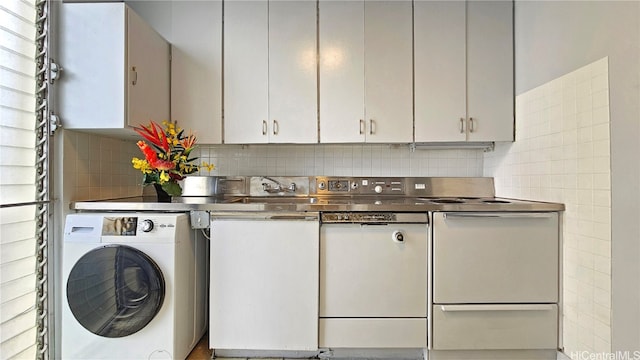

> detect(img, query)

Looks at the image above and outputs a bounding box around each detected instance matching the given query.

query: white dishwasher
[431,212,560,350]
[320,212,428,348]
[209,212,319,351]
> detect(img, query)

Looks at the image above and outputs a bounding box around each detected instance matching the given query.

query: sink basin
[226,196,318,204]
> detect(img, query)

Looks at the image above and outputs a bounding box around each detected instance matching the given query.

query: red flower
[133,121,170,152]
[136,141,175,171]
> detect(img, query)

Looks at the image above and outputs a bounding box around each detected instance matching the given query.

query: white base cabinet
[209,216,319,351]
[431,212,560,351]
[59,2,169,136]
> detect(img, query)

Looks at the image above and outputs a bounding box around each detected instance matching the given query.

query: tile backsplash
[63,131,484,202]
[62,130,142,201]
[484,57,611,356]
[193,144,484,177]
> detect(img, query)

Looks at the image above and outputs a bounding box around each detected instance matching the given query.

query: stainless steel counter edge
[71,198,565,212]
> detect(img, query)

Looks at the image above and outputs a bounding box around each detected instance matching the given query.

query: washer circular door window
[66,245,165,338]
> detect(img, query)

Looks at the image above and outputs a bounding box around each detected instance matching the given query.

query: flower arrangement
[131,120,214,197]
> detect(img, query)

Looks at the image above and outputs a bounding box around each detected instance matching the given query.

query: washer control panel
[100,216,176,236]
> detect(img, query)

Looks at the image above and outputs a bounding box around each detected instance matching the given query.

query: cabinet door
[268,1,318,143]
[210,219,319,350]
[414,1,466,142]
[171,1,222,144]
[319,0,366,143]
[320,224,427,317]
[223,0,269,144]
[363,0,413,143]
[467,1,514,142]
[127,7,170,127]
[59,3,126,130]
[432,212,558,304]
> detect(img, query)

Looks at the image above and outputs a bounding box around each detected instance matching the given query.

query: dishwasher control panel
[321,212,428,224]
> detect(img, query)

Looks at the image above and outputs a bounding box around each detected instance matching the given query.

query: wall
[512,0,640,353]
[60,136,484,199]
[194,145,483,178]
[484,58,611,356]
[61,130,141,203]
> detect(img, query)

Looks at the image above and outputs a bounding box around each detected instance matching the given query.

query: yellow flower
[132,158,152,174]
[159,171,170,184]
[202,161,215,172]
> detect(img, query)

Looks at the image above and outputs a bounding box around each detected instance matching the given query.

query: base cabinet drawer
[320,319,427,348]
[432,304,558,350]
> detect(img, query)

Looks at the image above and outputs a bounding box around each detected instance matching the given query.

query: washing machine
[62,213,208,360]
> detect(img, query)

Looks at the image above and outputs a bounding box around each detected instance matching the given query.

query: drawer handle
[440,304,555,312]
[443,213,555,219]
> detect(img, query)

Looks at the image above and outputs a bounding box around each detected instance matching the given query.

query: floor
[186,333,213,360]
[186,333,572,360]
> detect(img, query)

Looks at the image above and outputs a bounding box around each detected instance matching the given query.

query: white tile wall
[63,131,484,201]
[193,144,483,177]
[63,130,142,201]
[484,58,611,357]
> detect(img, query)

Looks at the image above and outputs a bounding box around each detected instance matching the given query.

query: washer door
[66,245,165,338]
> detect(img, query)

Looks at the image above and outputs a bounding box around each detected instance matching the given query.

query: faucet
[261,176,297,194]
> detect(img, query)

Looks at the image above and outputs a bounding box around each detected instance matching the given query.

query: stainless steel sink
[225,196,318,204]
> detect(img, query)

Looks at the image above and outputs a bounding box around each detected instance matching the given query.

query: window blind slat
[0,48,36,76]
[0,221,36,244]
[0,28,36,59]
[0,106,35,130]
[0,148,37,166]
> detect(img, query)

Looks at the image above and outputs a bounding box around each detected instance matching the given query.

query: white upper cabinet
[171,1,223,144]
[224,0,318,144]
[466,1,514,142]
[414,1,514,143]
[59,3,170,136]
[319,0,413,143]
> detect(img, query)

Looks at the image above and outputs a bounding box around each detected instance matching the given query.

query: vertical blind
[0,0,47,359]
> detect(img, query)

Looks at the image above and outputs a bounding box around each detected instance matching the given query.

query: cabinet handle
[469,117,475,133]
[440,304,555,312]
[273,120,279,135]
[262,120,267,135]
[443,212,555,219]
[459,118,465,133]
[369,119,375,135]
[359,119,364,135]
[130,66,137,86]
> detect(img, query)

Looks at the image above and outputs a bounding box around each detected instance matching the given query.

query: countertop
[70,195,565,213]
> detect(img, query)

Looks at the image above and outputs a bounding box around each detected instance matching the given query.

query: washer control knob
[374,185,383,194]
[318,181,326,190]
[140,219,154,232]
[392,230,405,243]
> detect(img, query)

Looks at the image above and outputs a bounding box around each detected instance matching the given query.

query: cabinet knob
[392,230,405,243]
